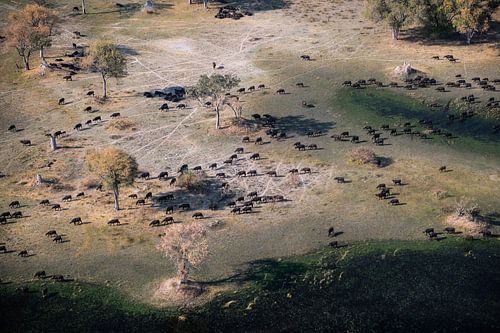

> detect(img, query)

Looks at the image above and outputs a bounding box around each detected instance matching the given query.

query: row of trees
[364,0,499,43]
[4,4,126,101]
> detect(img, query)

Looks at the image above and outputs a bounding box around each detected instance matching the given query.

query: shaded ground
[1,239,499,332]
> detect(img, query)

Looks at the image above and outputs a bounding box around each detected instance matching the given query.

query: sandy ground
[0,0,499,300]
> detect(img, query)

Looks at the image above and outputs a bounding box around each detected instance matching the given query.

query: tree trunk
[204,0,208,9]
[22,54,30,71]
[49,135,57,151]
[391,27,399,40]
[102,73,107,99]
[466,30,474,44]
[82,0,86,14]
[113,185,120,211]
[178,257,190,285]
[39,47,44,60]
[215,106,220,129]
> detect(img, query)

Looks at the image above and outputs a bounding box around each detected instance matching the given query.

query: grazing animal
[8,125,16,132]
[242,136,250,143]
[231,207,241,214]
[250,153,260,160]
[227,202,236,208]
[20,140,31,146]
[11,211,22,218]
[63,75,72,81]
[242,206,252,213]
[74,123,82,131]
[376,183,386,189]
[166,206,174,214]
[34,271,46,279]
[177,104,187,109]
[145,192,153,200]
[223,159,233,165]
[334,177,345,183]
[128,194,138,199]
[329,241,338,248]
[62,195,72,202]
[51,204,61,211]
[46,230,57,237]
[85,120,92,126]
[301,167,311,174]
[1,212,11,218]
[247,170,257,176]
[159,103,169,110]
[193,166,202,171]
[209,163,217,170]
[255,137,263,144]
[300,55,311,61]
[18,250,28,257]
[136,199,145,206]
[439,166,447,172]
[149,220,160,227]
[53,235,63,243]
[276,89,285,94]
[192,212,204,219]
[328,227,335,237]
[107,219,120,226]
[158,171,169,180]
[0,217,7,224]
[179,203,190,211]
[237,170,246,177]
[9,201,20,208]
[444,227,455,234]
[93,116,101,122]
[70,217,82,225]
[86,90,94,96]
[289,168,299,174]
[216,172,226,179]
[76,192,85,198]
[139,172,150,179]
[392,179,402,186]
[267,171,277,177]
[58,98,65,105]
[162,216,174,224]
[235,147,244,153]
[389,199,399,205]
[52,275,64,282]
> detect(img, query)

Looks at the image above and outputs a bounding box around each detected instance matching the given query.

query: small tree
[444,0,494,44]
[4,4,58,70]
[83,41,126,99]
[85,147,137,211]
[364,0,414,40]
[188,74,240,129]
[157,223,208,286]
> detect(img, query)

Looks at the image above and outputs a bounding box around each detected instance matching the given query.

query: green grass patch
[1,238,499,332]
[333,88,500,158]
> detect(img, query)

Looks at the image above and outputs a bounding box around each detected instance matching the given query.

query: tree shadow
[211,0,292,12]
[399,22,500,47]
[274,115,335,136]
[153,177,236,212]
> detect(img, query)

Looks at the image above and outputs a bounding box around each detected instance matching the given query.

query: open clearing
[0,0,499,309]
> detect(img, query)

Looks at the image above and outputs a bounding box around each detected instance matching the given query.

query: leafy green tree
[188,74,240,129]
[364,0,414,40]
[85,147,137,211]
[444,0,495,44]
[416,0,456,38]
[83,41,126,99]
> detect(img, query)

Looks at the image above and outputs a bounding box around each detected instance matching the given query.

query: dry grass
[349,147,377,165]
[105,118,138,132]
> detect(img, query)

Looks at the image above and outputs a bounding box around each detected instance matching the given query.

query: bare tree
[157,223,208,286]
[45,133,58,151]
[82,0,87,14]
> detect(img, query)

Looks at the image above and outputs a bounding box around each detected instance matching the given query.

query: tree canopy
[188,74,240,129]
[85,147,137,211]
[83,41,126,98]
[4,4,58,70]
[364,0,414,40]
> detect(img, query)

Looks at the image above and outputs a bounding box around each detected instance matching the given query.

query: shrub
[177,171,209,193]
[349,148,378,165]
